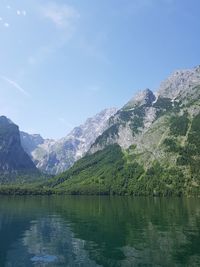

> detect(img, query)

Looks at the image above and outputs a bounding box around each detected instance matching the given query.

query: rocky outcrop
[20,132,45,156]
[0,116,38,182]
[158,65,200,100]
[123,88,156,110]
[89,66,200,155]
[90,88,157,153]
[51,65,200,196]
[25,108,117,174]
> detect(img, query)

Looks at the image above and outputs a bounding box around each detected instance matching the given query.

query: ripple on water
[31,255,58,263]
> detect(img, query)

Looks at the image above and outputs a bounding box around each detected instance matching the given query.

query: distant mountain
[49,66,200,196]
[20,132,45,156]
[21,108,117,175]
[0,116,39,184]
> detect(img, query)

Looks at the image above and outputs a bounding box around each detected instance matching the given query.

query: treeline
[0,113,200,197]
[0,185,55,195]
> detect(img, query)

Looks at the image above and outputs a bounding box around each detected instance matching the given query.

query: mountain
[0,116,39,184]
[49,66,200,196]
[20,132,45,156]
[22,108,117,175]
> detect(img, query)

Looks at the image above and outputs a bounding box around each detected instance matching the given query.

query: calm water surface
[0,196,200,267]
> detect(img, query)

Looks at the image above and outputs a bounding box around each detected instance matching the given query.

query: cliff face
[20,132,44,156]
[23,108,117,175]
[89,67,200,154]
[50,66,200,196]
[0,116,39,183]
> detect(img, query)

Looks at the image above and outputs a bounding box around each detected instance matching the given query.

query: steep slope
[30,108,117,175]
[20,131,45,156]
[49,66,200,196]
[89,88,157,153]
[0,116,39,184]
[158,65,200,100]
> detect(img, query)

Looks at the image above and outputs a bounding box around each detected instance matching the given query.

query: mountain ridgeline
[0,109,116,187]
[0,116,40,184]
[1,65,200,196]
[47,66,200,196]
[20,108,117,175]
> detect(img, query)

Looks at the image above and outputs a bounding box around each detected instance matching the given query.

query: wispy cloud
[41,2,80,29]
[17,10,27,16]
[4,22,9,28]
[0,75,30,97]
[26,2,80,67]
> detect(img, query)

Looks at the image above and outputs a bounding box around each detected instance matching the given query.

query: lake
[0,196,200,266]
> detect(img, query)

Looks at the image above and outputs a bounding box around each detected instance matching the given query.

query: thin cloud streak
[41,2,80,29]
[0,75,30,97]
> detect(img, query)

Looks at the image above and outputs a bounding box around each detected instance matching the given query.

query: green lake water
[0,196,200,266]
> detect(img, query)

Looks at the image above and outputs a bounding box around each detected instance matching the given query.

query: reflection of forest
[0,197,200,266]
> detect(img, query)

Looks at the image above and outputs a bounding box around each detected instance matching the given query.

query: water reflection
[0,196,200,266]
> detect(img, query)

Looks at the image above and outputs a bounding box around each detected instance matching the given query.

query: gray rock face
[52,65,200,194]
[158,65,200,100]
[90,88,157,153]
[0,116,38,177]
[90,65,200,154]
[19,65,200,176]
[20,132,45,156]
[24,108,117,174]
[123,88,156,110]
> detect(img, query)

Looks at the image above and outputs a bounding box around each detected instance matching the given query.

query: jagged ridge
[49,66,200,196]
[0,116,39,184]
[22,108,117,175]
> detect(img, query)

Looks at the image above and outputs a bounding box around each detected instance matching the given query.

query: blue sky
[0,0,200,139]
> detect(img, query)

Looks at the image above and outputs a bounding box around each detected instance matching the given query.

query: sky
[0,0,200,139]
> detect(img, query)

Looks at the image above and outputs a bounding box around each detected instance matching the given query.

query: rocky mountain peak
[0,116,13,126]
[123,88,156,110]
[50,64,200,197]
[20,131,45,156]
[69,108,117,138]
[0,116,38,179]
[194,65,200,72]
[0,116,19,144]
[28,107,117,174]
[158,66,200,100]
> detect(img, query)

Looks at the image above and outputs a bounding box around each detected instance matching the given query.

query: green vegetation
[1,112,200,196]
[46,149,190,196]
[0,185,55,195]
[130,106,146,134]
[153,97,173,117]
[1,95,200,196]
[163,138,180,153]
[0,172,47,185]
[188,113,200,151]
[130,116,144,134]
[153,97,172,109]
[93,124,120,146]
[133,105,146,117]
[133,163,185,196]
[93,105,147,146]
[119,110,134,122]
[48,144,126,195]
[170,113,189,136]
[184,114,200,180]
[44,112,200,197]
